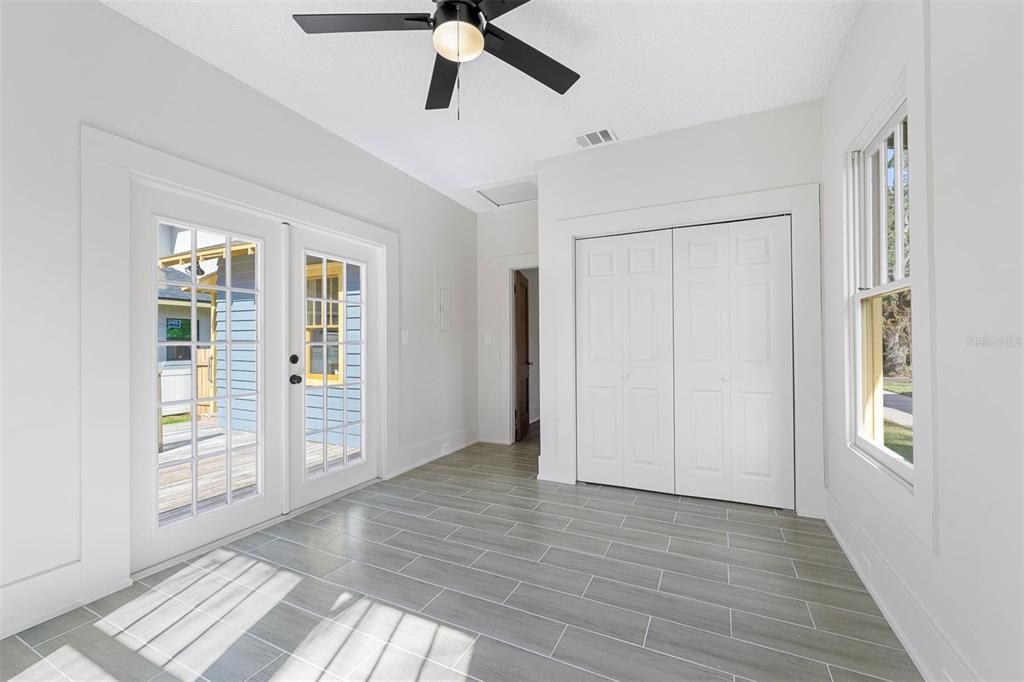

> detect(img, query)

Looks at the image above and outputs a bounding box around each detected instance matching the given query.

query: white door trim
[4,125,403,636]
[541,183,824,517]
[504,254,540,445]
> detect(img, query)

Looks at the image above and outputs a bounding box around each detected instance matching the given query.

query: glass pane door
[130,181,287,573]
[288,226,377,510]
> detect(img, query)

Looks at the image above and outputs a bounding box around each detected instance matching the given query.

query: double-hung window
[852,105,914,474]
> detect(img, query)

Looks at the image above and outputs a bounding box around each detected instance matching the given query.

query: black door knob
[289,374,303,385]
[289,354,299,365]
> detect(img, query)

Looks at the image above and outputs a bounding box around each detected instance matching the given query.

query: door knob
[289,374,303,385]
[721,376,730,382]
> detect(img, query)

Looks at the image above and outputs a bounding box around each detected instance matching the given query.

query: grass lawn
[160,413,191,426]
[883,419,913,463]
[883,376,912,396]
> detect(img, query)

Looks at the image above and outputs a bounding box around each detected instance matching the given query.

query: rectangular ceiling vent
[575,128,618,149]
[477,179,538,208]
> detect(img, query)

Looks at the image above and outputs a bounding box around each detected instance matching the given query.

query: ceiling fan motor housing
[432,1,487,62]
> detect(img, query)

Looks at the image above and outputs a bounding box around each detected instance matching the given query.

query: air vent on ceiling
[575,128,618,149]
[477,180,538,208]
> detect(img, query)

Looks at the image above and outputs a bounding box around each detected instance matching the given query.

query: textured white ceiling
[101,0,861,212]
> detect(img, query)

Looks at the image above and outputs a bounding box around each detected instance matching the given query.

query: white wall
[476,205,539,443]
[820,2,1023,679]
[537,101,824,507]
[521,268,540,423]
[0,0,477,636]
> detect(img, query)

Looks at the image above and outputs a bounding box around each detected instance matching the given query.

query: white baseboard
[1,577,132,641]
[388,428,478,479]
[825,495,978,682]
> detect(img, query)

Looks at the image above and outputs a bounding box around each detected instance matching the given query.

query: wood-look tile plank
[672,511,786,541]
[646,617,832,682]
[471,551,592,596]
[729,533,853,569]
[606,542,728,582]
[729,566,882,616]
[668,536,798,576]
[429,507,516,535]
[312,512,402,542]
[447,527,549,560]
[422,590,564,657]
[346,491,440,517]
[331,597,476,667]
[659,569,814,626]
[248,537,349,578]
[623,515,728,546]
[507,523,611,555]
[731,610,922,681]
[461,635,607,682]
[506,582,649,644]
[371,509,460,539]
[412,491,491,513]
[584,576,731,636]
[584,496,678,522]
[462,488,540,510]
[480,503,573,530]
[553,626,731,681]
[401,556,519,602]
[324,561,443,611]
[808,603,902,648]
[542,547,661,590]
[565,518,670,550]
[384,530,484,566]
[794,560,867,592]
[534,501,626,526]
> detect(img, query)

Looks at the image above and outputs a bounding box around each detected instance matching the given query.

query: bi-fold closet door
[576,216,795,508]
[575,230,676,494]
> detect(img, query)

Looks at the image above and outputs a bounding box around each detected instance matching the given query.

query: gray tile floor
[3,425,922,681]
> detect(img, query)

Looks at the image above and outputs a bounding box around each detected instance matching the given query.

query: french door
[130,184,379,571]
[287,225,378,509]
[130,182,287,571]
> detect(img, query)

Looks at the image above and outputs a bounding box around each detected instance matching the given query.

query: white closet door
[729,216,794,508]
[576,236,624,485]
[674,216,794,508]
[620,231,675,493]
[673,225,732,499]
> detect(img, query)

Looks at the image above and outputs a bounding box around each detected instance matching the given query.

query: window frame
[849,103,915,483]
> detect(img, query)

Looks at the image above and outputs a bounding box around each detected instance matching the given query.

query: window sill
[850,436,914,488]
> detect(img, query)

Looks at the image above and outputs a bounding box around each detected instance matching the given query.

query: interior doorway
[512,267,540,442]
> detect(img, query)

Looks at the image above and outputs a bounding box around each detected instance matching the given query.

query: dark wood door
[514,271,530,442]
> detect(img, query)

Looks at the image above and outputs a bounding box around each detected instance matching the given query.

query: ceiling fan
[293,0,580,110]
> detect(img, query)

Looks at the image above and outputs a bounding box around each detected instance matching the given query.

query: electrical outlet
[401,329,409,345]
[441,442,451,454]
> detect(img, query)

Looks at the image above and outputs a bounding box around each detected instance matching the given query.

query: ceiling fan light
[432,12,485,63]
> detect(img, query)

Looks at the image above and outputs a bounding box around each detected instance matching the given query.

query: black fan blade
[484,25,580,94]
[478,0,532,20]
[426,54,460,110]
[293,13,431,34]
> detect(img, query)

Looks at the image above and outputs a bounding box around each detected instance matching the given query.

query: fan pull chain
[456,8,461,121]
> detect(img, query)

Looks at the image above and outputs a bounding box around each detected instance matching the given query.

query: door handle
[289,374,303,385]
